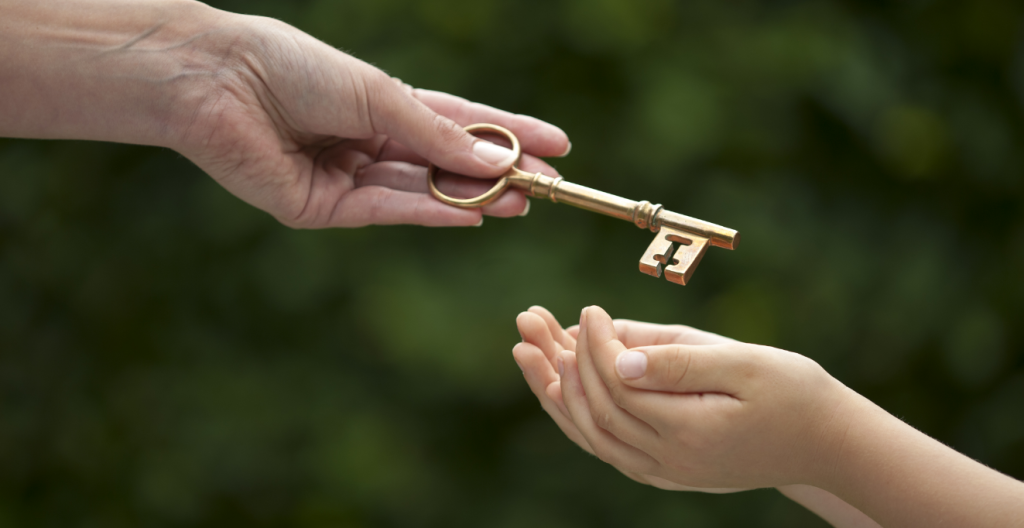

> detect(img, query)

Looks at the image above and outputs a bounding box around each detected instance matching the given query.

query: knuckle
[275,201,317,229]
[640,456,662,476]
[277,216,305,229]
[736,363,757,382]
[589,405,614,432]
[739,347,773,379]
[590,444,616,465]
[665,349,692,387]
[619,469,648,485]
[793,351,823,372]
[430,113,466,150]
[360,69,398,132]
[609,386,629,408]
[362,68,392,96]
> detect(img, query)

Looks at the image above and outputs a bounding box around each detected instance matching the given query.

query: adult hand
[177,14,571,228]
[0,0,571,228]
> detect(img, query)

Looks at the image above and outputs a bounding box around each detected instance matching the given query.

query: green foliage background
[2,0,1024,526]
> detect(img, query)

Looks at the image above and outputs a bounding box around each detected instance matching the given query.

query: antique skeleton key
[427,124,739,285]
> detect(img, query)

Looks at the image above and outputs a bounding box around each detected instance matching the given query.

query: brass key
[427,124,739,285]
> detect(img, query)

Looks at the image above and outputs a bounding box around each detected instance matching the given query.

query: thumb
[614,343,755,395]
[368,75,515,178]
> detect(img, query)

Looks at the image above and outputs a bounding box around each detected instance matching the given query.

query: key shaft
[507,169,739,250]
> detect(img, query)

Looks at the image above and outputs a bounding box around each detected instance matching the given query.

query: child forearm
[816,394,1024,528]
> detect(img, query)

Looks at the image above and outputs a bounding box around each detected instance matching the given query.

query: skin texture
[0,0,571,227]
[515,305,1024,527]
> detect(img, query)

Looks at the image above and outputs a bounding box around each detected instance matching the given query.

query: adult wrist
[158,7,303,157]
[130,1,251,151]
[0,0,241,148]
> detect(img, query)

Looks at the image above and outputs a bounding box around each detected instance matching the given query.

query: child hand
[561,305,854,490]
[512,306,747,493]
[517,307,1024,528]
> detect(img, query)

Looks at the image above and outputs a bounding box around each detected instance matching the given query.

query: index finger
[613,320,735,348]
[414,89,571,158]
[527,306,577,352]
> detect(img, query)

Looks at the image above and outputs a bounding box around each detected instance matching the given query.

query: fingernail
[473,217,484,227]
[514,358,524,373]
[473,140,515,167]
[616,351,648,379]
[518,200,531,217]
[558,141,572,157]
[557,356,564,377]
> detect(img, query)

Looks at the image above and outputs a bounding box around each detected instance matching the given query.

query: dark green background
[2,0,1023,526]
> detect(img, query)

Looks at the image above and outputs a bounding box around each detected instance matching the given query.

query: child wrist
[800,386,868,490]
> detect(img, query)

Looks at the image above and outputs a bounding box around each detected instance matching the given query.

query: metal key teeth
[639,227,711,286]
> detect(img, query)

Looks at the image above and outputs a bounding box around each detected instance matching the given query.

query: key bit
[638,227,710,286]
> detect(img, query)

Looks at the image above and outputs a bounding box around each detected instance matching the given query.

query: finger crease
[671,352,692,388]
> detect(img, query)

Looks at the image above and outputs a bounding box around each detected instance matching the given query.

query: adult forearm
[818,395,1024,527]
[0,0,235,147]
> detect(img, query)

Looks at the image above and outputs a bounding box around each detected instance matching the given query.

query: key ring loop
[427,123,522,208]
